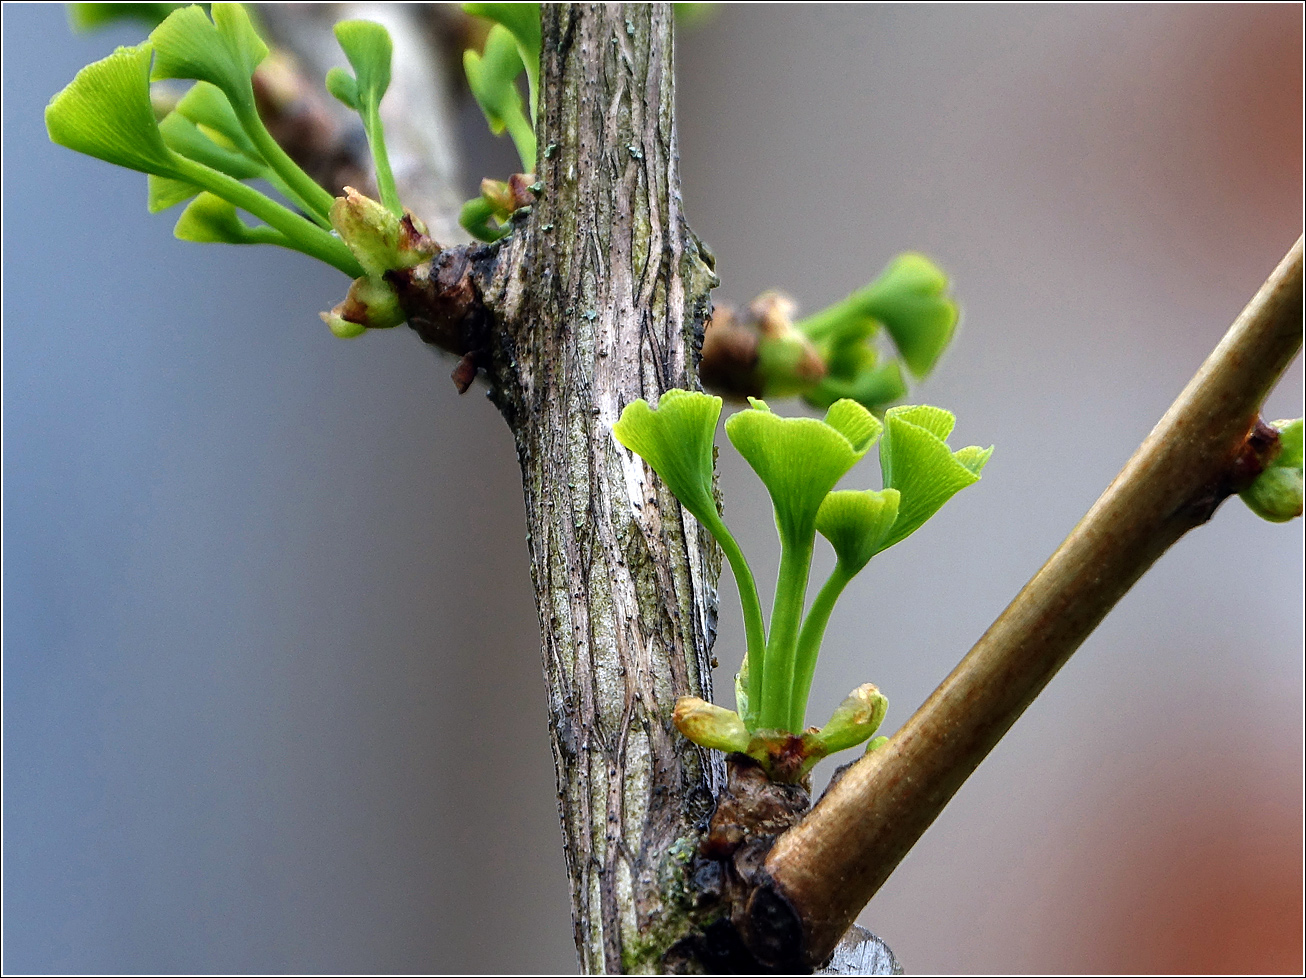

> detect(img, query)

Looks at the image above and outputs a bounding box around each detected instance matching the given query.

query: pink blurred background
[5,4,1301,973]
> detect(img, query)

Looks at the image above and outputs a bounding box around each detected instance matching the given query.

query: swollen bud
[672,697,751,754]
[330,187,435,277]
[809,683,888,755]
[1240,418,1304,523]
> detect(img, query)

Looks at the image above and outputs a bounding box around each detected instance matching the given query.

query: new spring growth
[701,253,960,415]
[614,391,991,781]
[1240,418,1304,522]
[460,3,542,241]
[47,5,439,340]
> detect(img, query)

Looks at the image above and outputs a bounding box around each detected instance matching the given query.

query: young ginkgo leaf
[816,488,901,574]
[148,173,202,213]
[149,3,266,105]
[463,24,536,170]
[860,253,958,379]
[325,67,360,111]
[612,390,722,532]
[174,191,281,245]
[877,404,992,551]
[464,2,541,122]
[334,19,392,105]
[69,3,184,32]
[725,398,880,541]
[175,80,258,158]
[158,111,262,180]
[332,19,402,215]
[45,42,179,177]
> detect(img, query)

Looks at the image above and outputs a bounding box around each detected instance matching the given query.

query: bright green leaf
[173,190,281,244]
[612,390,722,531]
[149,3,265,103]
[816,488,901,575]
[464,2,541,123]
[725,398,877,542]
[158,110,262,178]
[45,43,180,177]
[332,19,401,214]
[325,66,360,111]
[860,253,957,379]
[174,80,257,157]
[463,24,536,170]
[147,173,201,212]
[70,3,185,32]
[804,357,907,413]
[878,404,992,551]
[334,19,392,104]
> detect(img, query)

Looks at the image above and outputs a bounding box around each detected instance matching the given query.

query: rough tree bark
[478,6,721,972]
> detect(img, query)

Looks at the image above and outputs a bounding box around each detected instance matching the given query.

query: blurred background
[4,3,1301,973]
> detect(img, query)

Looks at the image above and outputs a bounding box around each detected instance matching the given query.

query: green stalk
[360,104,402,216]
[708,517,768,730]
[789,561,854,732]
[759,528,815,731]
[505,112,537,173]
[794,288,873,342]
[172,155,363,277]
[229,97,338,227]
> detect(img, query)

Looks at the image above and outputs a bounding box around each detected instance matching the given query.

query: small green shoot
[464,23,536,172]
[614,390,990,780]
[326,20,401,216]
[464,3,541,125]
[459,4,541,242]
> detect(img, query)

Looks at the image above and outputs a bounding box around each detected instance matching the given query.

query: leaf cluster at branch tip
[614,390,991,780]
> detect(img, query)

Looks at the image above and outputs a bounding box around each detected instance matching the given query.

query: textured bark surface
[476,6,722,972]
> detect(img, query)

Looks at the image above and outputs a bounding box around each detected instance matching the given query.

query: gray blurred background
[4,3,1301,973]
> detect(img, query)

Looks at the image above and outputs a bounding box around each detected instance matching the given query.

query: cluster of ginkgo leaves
[46,3,443,339]
[613,390,991,781]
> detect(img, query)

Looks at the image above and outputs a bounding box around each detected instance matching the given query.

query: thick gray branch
[478,5,720,972]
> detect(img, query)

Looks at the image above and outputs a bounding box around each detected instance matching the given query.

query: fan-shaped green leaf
[69,3,184,32]
[725,398,876,541]
[464,24,536,170]
[332,20,401,214]
[147,173,201,212]
[174,80,257,157]
[612,390,722,530]
[45,43,179,177]
[158,110,262,178]
[816,489,901,574]
[335,19,392,104]
[858,253,957,379]
[149,3,265,101]
[464,2,540,122]
[878,405,992,550]
[173,191,281,244]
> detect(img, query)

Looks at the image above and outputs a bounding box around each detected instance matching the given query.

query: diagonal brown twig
[756,236,1304,970]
